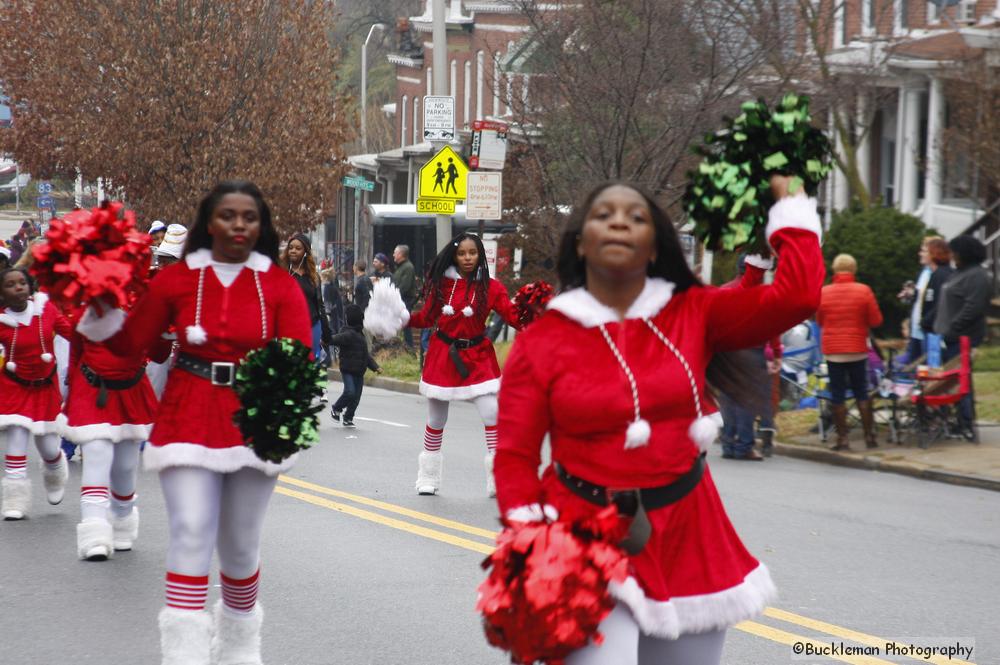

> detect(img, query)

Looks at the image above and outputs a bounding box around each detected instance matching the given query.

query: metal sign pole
[432,0,450,252]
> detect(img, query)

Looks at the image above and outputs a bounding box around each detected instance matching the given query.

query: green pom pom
[233,338,326,464]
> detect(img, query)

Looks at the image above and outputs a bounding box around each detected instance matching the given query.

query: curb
[327,368,421,396]
[325,371,1000,493]
[773,442,1000,493]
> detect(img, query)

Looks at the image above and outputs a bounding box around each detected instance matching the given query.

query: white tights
[566,604,727,665]
[79,439,142,520]
[159,466,277,579]
[425,394,498,430]
[3,426,60,477]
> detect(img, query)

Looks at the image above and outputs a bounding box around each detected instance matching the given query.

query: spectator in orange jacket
[816,254,883,451]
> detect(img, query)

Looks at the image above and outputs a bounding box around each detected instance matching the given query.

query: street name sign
[423,95,455,142]
[419,145,468,201]
[416,198,457,215]
[466,172,502,220]
[342,175,375,192]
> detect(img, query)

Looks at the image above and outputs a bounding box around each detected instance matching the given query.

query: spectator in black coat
[353,260,373,310]
[329,305,381,427]
[934,235,992,355]
[919,237,953,338]
[321,268,345,362]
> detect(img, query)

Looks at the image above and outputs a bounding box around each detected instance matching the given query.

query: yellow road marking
[736,621,898,665]
[278,475,499,541]
[274,486,494,554]
[763,608,976,665]
[276,479,966,664]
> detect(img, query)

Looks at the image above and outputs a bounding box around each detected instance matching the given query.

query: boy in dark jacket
[330,305,381,427]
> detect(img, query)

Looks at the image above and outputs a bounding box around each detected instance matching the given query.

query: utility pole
[432,0,450,252]
[361,23,385,154]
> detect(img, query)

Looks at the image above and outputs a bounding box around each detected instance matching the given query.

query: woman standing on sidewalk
[77,181,311,665]
[404,232,519,497]
[493,177,823,664]
[0,267,72,519]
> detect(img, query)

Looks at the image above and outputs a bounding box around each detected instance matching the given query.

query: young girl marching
[77,181,312,665]
[403,232,519,496]
[0,267,71,519]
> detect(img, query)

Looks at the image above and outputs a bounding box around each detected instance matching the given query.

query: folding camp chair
[910,336,978,448]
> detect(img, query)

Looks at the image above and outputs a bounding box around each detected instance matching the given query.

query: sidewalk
[775,424,1000,493]
[328,368,1000,493]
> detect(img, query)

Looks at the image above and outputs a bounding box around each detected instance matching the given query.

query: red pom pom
[30,202,151,312]
[513,280,555,328]
[477,506,629,664]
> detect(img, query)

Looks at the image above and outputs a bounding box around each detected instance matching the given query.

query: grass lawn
[373,340,513,383]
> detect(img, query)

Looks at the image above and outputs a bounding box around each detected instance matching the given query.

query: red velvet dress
[92,250,312,475]
[0,293,73,434]
[494,198,824,639]
[407,267,518,400]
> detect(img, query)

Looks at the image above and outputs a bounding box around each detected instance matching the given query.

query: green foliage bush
[823,206,929,337]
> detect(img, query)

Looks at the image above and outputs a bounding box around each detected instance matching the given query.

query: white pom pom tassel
[441,305,455,316]
[688,414,721,452]
[5,360,16,372]
[40,353,53,363]
[625,418,651,449]
[462,306,474,317]
[186,324,208,345]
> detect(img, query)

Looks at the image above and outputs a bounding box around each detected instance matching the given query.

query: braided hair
[422,232,490,318]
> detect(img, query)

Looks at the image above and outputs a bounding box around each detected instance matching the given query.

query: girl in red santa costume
[401,232,519,497]
[0,267,72,520]
[493,176,824,664]
[77,181,312,665]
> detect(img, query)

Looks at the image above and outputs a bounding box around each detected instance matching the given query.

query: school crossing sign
[418,145,468,201]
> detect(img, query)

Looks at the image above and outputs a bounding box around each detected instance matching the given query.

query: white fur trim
[416,450,443,494]
[688,415,721,453]
[0,293,45,327]
[609,563,776,639]
[112,507,139,551]
[743,254,774,270]
[444,266,461,279]
[77,305,127,342]
[40,352,53,363]
[441,304,455,316]
[462,305,474,317]
[76,518,114,560]
[504,503,560,523]
[185,249,271,272]
[0,413,66,435]
[485,452,496,498]
[765,194,822,244]
[186,324,208,345]
[158,606,213,663]
[211,600,263,665]
[364,279,410,339]
[419,378,499,401]
[709,411,724,427]
[41,451,68,505]
[61,422,153,444]
[2,476,32,519]
[548,278,676,328]
[142,443,297,476]
[625,418,651,449]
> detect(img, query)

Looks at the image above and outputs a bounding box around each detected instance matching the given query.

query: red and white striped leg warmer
[165,571,209,611]
[423,426,443,453]
[4,455,27,480]
[80,486,110,521]
[484,425,498,453]
[221,569,260,614]
[111,491,135,519]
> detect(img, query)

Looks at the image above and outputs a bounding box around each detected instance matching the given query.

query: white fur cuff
[77,306,126,342]
[504,503,559,523]
[743,254,774,270]
[765,194,822,244]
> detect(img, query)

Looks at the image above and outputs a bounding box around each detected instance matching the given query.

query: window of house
[862,0,876,34]
[412,97,420,145]
[464,61,472,128]
[400,95,408,149]
[426,67,432,96]
[927,0,941,23]
[476,51,485,121]
[959,0,977,22]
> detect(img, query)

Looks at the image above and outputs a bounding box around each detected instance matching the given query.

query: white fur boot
[77,518,114,561]
[484,452,496,499]
[112,507,139,551]
[159,606,213,665]
[415,450,443,495]
[42,451,69,505]
[211,600,264,665]
[2,477,31,520]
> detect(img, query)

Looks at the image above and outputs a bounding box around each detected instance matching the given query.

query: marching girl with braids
[0,266,72,520]
[77,181,311,665]
[404,232,519,497]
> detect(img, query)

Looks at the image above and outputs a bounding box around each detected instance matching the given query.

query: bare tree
[942,58,1000,206]
[0,1,354,232]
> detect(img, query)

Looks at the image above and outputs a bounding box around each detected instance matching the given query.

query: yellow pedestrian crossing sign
[419,145,468,201]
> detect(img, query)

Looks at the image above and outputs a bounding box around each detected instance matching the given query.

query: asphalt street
[1,380,997,665]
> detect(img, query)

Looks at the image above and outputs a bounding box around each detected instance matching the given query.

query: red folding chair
[910,336,977,448]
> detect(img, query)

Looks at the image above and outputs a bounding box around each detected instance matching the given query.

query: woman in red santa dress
[77,181,311,665]
[402,232,519,497]
[0,267,72,520]
[493,176,824,665]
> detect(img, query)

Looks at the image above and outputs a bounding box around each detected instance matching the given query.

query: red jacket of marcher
[816,273,882,354]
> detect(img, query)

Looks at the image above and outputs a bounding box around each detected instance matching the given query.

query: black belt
[435,330,486,380]
[80,363,147,409]
[3,365,56,388]
[556,453,707,555]
[175,354,237,387]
